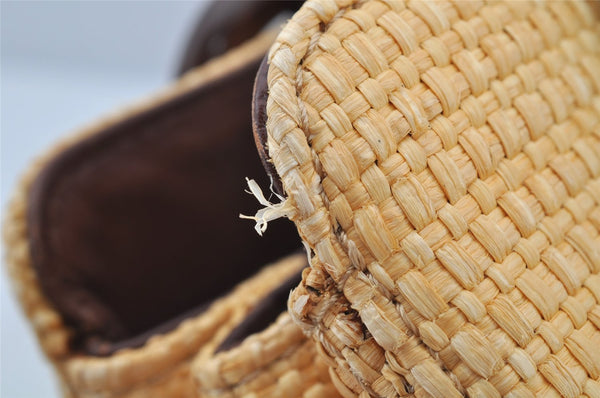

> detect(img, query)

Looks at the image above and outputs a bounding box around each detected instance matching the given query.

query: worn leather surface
[177,0,302,76]
[252,56,284,196]
[27,49,301,355]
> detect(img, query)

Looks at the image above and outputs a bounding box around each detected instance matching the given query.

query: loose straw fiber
[3,31,295,398]
[193,312,341,398]
[265,0,600,397]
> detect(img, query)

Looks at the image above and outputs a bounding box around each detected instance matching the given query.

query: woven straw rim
[264,0,600,397]
[193,312,341,398]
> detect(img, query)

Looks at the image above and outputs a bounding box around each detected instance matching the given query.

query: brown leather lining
[252,56,284,196]
[27,49,301,356]
[177,1,302,76]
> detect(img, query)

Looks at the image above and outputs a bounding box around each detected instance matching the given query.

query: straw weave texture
[265,0,600,397]
[194,312,342,398]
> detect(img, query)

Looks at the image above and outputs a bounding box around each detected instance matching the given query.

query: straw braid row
[267,1,600,397]
[194,313,341,398]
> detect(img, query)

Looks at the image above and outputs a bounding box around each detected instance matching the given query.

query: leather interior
[177,0,302,76]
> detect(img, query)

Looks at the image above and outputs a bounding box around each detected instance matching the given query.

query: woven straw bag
[3,4,335,396]
[257,0,600,397]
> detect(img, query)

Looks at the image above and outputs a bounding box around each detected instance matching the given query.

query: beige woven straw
[261,0,600,397]
[193,312,341,398]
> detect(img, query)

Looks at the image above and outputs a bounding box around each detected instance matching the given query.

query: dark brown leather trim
[252,56,284,196]
[177,1,302,76]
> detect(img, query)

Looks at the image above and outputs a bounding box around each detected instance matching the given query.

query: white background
[1,2,209,396]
